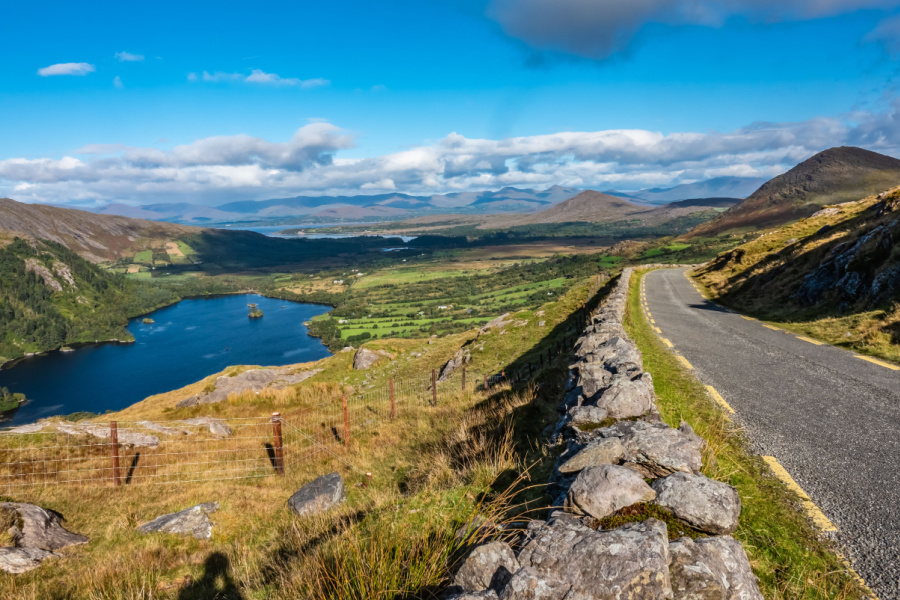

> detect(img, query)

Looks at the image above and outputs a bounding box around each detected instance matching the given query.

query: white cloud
[113,76,124,89]
[115,51,144,62]
[3,102,900,205]
[864,14,900,57]
[487,0,900,59]
[192,69,330,88]
[37,62,96,76]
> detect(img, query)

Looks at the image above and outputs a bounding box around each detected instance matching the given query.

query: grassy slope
[626,268,864,599]
[693,188,900,365]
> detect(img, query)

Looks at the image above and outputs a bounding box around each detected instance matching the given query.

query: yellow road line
[650,318,656,324]
[762,324,781,331]
[855,355,900,371]
[652,326,662,334]
[661,338,674,348]
[796,336,824,346]
[740,315,755,321]
[705,385,735,414]
[762,456,837,532]
[677,355,693,369]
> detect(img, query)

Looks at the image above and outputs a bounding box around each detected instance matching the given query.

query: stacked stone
[449,268,763,600]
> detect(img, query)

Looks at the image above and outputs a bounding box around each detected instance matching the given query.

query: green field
[132,250,153,265]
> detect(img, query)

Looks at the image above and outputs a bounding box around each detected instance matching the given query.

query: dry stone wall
[449,268,764,600]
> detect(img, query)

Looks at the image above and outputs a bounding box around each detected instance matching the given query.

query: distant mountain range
[91,177,764,225]
[691,147,900,236]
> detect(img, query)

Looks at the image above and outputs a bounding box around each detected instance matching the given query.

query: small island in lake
[248,303,264,319]
[0,387,26,416]
[142,318,155,324]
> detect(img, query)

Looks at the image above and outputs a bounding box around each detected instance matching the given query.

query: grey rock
[447,591,500,600]
[181,417,233,437]
[557,438,625,475]
[288,472,346,517]
[600,419,704,477]
[137,502,219,540]
[177,367,321,407]
[596,372,655,419]
[517,517,671,600]
[440,348,471,382]
[480,313,512,333]
[669,536,763,600]
[0,547,58,574]
[576,364,612,398]
[454,541,520,593]
[499,567,571,600]
[353,348,384,370]
[53,422,160,448]
[593,337,643,373]
[567,405,608,428]
[565,464,656,519]
[0,502,88,551]
[653,472,741,535]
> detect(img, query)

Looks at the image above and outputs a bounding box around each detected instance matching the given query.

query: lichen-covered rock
[567,405,608,428]
[454,541,520,593]
[137,502,219,540]
[575,364,612,398]
[353,348,384,370]
[592,337,643,374]
[288,472,346,517]
[0,547,58,574]
[499,567,571,600]
[440,348,471,382]
[653,473,741,535]
[447,591,500,600]
[0,502,88,551]
[596,372,655,419]
[517,517,672,600]
[557,438,625,475]
[599,419,704,477]
[565,465,656,518]
[669,536,763,600]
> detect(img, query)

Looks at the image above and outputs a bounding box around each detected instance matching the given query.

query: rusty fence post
[483,374,487,391]
[431,369,437,406]
[110,421,120,486]
[389,378,396,420]
[272,412,285,475]
[461,367,466,392]
[342,395,350,448]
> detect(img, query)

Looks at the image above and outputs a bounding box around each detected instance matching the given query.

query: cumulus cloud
[3,103,900,205]
[37,62,96,76]
[864,14,900,57]
[115,51,144,62]
[189,69,330,88]
[486,0,900,59]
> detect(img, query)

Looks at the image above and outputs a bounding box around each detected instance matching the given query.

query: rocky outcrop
[353,348,388,370]
[453,541,520,593]
[137,502,219,540]
[0,502,88,573]
[177,367,321,407]
[288,472,346,517]
[451,268,761,599]
[0,547,59,574]
[439,347,471,382]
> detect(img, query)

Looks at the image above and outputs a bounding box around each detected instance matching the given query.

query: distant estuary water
[0,294,332,426]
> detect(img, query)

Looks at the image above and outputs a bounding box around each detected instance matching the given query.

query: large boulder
[565,465,656,519]
[137,502,219,540]
[0,547,58,574]
[440,348,471,382]
[499,567,570,600]
[669,536,763,600]
[557,438,625,475]
[288,472,346,516]
[517,517,672,600]
[0,502,88,551]
[598,420,704,477]
[596,372,655,419]
[652,473,741,535]
[453,541,520,593]
[353,348,384,370]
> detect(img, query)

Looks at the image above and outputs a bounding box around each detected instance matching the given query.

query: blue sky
[3,0,900,206]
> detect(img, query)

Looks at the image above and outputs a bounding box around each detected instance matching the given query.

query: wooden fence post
[272,412,284,475]
[461,367,466,392]
[110,421,120,486]
[342,395,350,447]
[483,374,487,390]
[431,369,437,406]
[389,378,396,420]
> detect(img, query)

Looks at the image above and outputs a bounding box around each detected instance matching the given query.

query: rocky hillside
[691,147,900,236]
[0,238,178,364]
[0,198,197,262]
[694,186,900,358]
[485,191,737,228]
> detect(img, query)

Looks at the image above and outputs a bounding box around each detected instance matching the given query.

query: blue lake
[0,294,332,426]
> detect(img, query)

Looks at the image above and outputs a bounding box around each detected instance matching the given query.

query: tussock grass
[627,268,865,600]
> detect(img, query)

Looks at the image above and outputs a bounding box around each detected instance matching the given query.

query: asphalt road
[643,267,900,599]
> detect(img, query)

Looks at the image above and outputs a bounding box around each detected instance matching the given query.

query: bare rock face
[596,372,655,419]
[669,536,764,600]
[137,502,219,540]
[53,422,160,448]
[353,348,384,370]
[499,567,571,600]
[0,502,88,551]
[440,348,472,382]
[652,472,741,535]
[177,367,321,407]
[480,313,512,334]
[565,465,657,519]
[0,547,58,574]
[557,438,625,475]
[288,472,346,517]
[453,541,520,593]
[517,518,672,600]
[599,420,704,477]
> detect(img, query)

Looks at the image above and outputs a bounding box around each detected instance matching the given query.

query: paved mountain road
[642,267,900,599]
